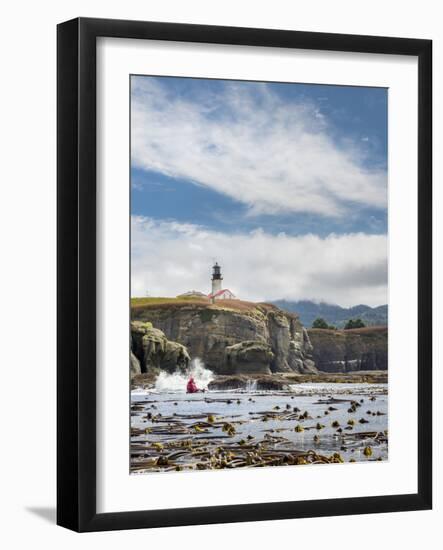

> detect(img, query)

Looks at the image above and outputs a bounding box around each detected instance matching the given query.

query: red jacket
[186,378,198,393]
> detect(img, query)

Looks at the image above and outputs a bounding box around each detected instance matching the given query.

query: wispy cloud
[131,78,387,219]
[131,216,388,307]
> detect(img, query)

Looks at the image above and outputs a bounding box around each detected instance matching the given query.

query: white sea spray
[154,358,214,393]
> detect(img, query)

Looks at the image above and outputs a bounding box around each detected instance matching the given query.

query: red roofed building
[208,288,237,301]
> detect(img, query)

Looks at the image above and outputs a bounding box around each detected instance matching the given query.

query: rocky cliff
[131,300,317,375]
[307,326,388,372]
[131,320,190,374]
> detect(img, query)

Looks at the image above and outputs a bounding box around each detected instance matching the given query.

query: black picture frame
[57,17,432,532]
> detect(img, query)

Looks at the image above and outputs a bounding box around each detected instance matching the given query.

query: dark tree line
[311,317,366,330]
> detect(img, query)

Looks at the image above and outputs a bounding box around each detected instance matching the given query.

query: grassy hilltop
[131,297,285,318]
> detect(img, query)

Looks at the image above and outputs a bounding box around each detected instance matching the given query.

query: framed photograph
[57,17,432,532]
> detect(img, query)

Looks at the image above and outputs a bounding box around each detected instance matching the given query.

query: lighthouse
[211,262,223,295]
[180,262,237,302]
[208,263,237,301]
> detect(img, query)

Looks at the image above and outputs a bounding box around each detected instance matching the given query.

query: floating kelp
[131,436,353,472]
[131,425,388,473]
[130,384,388,473]
[363,446,373,457]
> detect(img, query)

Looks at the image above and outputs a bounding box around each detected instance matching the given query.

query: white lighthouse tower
[211,262,223,295]
[208,263,237,302]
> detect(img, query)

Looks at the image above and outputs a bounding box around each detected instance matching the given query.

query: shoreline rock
[208,374,289,391]
[131,370,388,391]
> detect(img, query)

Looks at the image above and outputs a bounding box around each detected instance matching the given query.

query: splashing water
[245,379,258,392]
[154,358,214,393]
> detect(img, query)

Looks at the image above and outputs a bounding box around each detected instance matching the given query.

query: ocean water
[131,381,388,472]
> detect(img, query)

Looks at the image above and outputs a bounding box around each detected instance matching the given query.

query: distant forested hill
[271,300,388,328]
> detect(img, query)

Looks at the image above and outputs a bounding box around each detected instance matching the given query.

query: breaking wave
[154,358,214,393]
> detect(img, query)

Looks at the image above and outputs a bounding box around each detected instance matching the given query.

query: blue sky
[130,76,388,306]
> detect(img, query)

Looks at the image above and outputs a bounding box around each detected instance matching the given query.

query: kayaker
[186,376,199,394]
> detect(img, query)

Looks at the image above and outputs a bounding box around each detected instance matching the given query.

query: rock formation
[131,301,317,375]
[131,321,190,374]
[225,341,274,374]
[208,374,288,391]
[130,351,141,376]
[307,326,387,372]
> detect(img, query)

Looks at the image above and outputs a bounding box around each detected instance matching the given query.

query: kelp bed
[130,391,388,473]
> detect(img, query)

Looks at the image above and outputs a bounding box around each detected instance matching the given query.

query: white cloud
[131,78,387,218]
[131,216,387,307]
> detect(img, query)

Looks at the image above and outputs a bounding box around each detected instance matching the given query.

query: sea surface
[130,382,388,473]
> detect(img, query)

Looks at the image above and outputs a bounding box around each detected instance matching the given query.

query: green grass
[130,297,299,321]
[131,296,207,307]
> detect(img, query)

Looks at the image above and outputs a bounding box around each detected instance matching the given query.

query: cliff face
[131,300,317,375]
[131,321,190,374]
[225,341,274,374]
[307,326,388,372]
